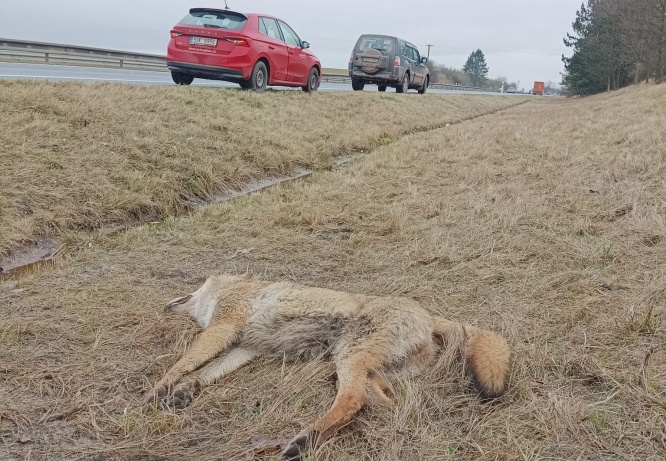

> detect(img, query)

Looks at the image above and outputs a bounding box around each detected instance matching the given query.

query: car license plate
[190,36,217,47]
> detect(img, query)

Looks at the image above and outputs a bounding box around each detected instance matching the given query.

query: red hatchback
[167,8,321,92]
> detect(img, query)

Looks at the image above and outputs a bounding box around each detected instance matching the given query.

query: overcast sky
[1,0,581,88]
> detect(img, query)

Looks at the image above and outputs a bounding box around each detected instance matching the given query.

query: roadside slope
[2,84,665,460]
[0,81,520,257]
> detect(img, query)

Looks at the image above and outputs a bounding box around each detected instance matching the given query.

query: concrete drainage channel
[0,101,529,279]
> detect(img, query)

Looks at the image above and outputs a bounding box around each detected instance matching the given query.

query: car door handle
[269,45,275,50]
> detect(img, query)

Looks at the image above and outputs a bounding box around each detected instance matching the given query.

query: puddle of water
[98,224,131,236]
[206,168,313,206]
[0,240,61,278]
[309,228,353,240]
[333,155,355,170]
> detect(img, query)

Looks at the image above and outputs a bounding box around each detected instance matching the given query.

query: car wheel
[171,71,194,86]
[396,73,409,93]
[247,61,268,93]
[302,67,320,92]
[378,85,387,92]
[418,76,429,95]
[351,79,365,91]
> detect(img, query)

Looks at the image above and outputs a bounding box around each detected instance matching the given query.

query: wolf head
[164,273,252,328]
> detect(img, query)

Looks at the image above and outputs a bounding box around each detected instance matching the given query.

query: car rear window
[179,9,247,30]
[357,36,394,53]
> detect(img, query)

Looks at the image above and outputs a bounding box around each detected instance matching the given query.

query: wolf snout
[164,295,192,312]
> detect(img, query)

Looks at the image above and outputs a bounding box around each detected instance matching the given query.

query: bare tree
[650,0,666,82]
[618,0,666,83]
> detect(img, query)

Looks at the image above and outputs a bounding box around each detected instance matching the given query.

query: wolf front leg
[142,323,242,406]
[169,347,259,409]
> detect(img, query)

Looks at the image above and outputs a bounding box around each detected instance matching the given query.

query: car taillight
[226,37,250,46]
[170,30,182,38]
[349,53,354,63]
[394,56,401,66]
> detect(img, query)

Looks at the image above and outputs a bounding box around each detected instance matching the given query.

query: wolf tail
[431,316,511,400]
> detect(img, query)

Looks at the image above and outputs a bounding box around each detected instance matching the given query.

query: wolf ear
[243,272,253,281]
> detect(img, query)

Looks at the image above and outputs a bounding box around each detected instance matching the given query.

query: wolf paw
[282,430,318,460]
[282,434,308,460]
[141,385,167,406]
[170,384,194,409]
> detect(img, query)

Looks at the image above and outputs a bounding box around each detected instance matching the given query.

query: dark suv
[348,34,430,94]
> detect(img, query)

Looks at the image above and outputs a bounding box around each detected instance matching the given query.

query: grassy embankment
[0,81,520,258]
[1,82,665,460]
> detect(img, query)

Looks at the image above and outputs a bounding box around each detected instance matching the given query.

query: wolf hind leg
[282,350,384,460]
[170,347,259,409]
[368,375,394,405]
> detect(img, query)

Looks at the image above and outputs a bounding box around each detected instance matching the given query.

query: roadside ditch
[0,99,530,279]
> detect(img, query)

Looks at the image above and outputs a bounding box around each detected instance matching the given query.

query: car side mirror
[421,57,428,64]
[301,41,310,49]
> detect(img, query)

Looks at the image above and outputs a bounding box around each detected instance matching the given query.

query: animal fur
[143,273,511,460]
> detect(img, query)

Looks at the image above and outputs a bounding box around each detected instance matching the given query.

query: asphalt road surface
[0,62,516,95]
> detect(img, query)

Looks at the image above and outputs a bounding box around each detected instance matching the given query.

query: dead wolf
[143,273,511,459]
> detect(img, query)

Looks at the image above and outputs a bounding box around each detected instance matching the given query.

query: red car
[166,8,321,93]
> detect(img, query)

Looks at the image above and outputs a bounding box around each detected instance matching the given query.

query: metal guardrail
[0,38,167,70]
[0,38,499,92]
[320,74,498,93]
[430,82,498,92]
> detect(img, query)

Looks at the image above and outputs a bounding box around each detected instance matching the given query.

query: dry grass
[2,83,666,461]
[0,81,519,259]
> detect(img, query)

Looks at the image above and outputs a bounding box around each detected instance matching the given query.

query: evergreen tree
[462,49,489,87]
[562,1,632,95]
[561,2,605,95]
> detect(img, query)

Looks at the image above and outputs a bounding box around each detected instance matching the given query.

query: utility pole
[425,44,433,60]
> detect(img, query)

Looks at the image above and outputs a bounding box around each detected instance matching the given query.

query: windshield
[179,10,247,30]
[357,36,394,53]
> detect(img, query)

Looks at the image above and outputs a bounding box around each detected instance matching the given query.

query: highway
[0,62,512,95]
